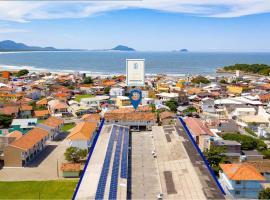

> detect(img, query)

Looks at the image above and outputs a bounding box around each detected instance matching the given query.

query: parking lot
[0,134,68,181]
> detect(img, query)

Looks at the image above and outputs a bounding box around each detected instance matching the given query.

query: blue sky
[0,1,270,51]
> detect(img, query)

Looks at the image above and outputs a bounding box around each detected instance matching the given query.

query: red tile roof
[105,111,156,121]
[184,117,213,136]
[41,116,64,128]
[9,128,49,151]
[220,163,265,181]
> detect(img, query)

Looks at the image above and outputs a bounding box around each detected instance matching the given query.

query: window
[236,180,241,184]
[235,190,240,195]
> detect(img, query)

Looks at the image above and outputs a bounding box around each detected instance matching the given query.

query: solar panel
[108,127,123,199]
[121,128,129,179]
[95,125,117,200]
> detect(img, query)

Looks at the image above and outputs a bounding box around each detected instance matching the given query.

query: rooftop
[67,121,97,140]
[41,116,64,128]
[220,163,265,181]
[9,127,49,151]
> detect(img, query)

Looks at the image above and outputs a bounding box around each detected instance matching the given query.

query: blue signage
[129,89,142,110]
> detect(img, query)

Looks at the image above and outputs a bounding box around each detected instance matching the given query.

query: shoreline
[0,64,191,78]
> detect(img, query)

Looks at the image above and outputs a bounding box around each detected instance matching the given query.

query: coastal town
[1,64,270,200]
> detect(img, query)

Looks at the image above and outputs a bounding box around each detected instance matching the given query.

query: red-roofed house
[4,127,49,167]
[184,117,215,151]
[219,163,266,199]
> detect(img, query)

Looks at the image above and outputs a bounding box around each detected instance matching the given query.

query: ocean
[0,51,270,76]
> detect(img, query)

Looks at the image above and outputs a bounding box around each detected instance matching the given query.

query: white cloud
[0,28,28,33]
[0,0,270,22]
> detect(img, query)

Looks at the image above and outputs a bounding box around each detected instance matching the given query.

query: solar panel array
[108,127,123,199]
[121,128,129,179]
[95,125,129,200]
[95,125,117,200]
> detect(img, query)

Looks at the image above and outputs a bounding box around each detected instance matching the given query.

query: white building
[67,122,98,150]
[109,87,125,97]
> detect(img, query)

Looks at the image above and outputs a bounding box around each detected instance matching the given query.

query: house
[247,160,270,182]
[0,130,23,158]
[211,140,241,162]
[11,118,37,134]
[201,97,215,113]
[81,113,101,123]
[80,96,110,109]
[67,122,97,150]
[178,91,189,105]
[219,163,265,199]
[156,83,170,92]
[109,87,125,97]
[36,98,48,107]
[142,98,155,105]
[259,93,270,104]
[4,127,49,167]
[217,120,239,134]
[38,116,64,140]
[105,111,156,131]
[159,111,176,125]
[48,99,68,116]
[237,115,268,128]
[19,105,33,118]
[34,110,50,119]
[0,105,19,117]
[227,85,243,95]
[61,163,81,178]
[184,117,215,151]
[115,96,131,107]
[156,92,178,103]
[242,150,264,161]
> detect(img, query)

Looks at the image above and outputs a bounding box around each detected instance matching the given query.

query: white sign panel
[126,59,145,86]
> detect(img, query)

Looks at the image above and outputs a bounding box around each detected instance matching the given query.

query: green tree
[261,149,270,159]
[182,106,197,115]
[0,114,13,128]
[219,79,228,84]
[165,100,178,112]
[83,77,93,84]
[64,147,88,163]
[104,87,111,95]
[16,69,29,77]
[258,188,270,199]
[203,146,228,176]
[191,76,210,84]
[223,64,270,76]
[149,104,156,113]
[222,133,267,151]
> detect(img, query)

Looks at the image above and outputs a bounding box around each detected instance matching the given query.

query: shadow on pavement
[25,145,57,167]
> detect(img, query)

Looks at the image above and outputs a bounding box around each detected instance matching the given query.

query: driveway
[0,136,69,181]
